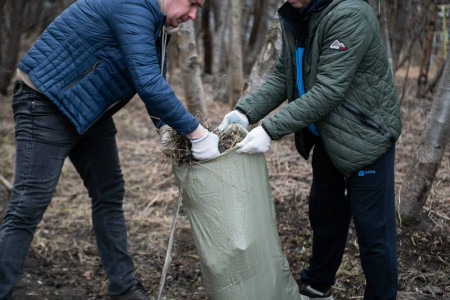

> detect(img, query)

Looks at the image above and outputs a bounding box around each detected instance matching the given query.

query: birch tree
[177,20,207,118]
[397,56,450,223]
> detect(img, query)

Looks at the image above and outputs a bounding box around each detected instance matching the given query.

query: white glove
[190,131,220,160]
[159,125,172,153]
[236,126,272,154]
[217,110,249,132]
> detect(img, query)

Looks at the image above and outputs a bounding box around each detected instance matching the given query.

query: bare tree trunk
[212,0,228,78]
[228,0,244,106]
[379,1,395,75]
[396,11,427,70]
[416,0,437,98]
[0,0,26,95]
[426,59,446,94]
[201,0,212,74]
[22,0,66,35]
[0,5,3,67]
[23,0,44,35]
[243,0,272,75]
[167,33,178,83]
[397,55,450,224]
[374,0,425,76]
[211,0,229,102]
[177,20,207,118]
[241,0,253,50]
[390,0,410,70]
[239,6,282,101]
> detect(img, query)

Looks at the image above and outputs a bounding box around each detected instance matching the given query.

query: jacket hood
[279,0,333,36]
[279,0,333,22]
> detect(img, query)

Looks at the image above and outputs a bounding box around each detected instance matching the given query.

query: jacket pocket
[341,100,395,143]
[64,61,102,90]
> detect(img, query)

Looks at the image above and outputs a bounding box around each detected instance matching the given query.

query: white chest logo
[330,40,347,51]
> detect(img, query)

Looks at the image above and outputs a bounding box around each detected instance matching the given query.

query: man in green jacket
[219,0,401,299]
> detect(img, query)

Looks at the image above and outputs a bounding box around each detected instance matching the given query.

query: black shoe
[299,281,333,300]
[110,284,151,300]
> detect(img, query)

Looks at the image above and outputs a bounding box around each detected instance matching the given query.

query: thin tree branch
[0,175,12,192]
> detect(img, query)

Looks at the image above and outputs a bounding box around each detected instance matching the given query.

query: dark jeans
[0,82,137,299]
[301,138,398,300]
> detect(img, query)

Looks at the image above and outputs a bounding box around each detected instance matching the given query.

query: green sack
[173,147,300,300]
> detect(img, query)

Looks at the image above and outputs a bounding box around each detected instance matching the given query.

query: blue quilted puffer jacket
[18,0,198,135]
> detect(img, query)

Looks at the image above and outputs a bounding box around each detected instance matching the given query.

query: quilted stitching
[237,0,401,177]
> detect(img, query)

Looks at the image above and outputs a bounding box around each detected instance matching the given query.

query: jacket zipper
[64,61,102,90]
[342,100,395,142]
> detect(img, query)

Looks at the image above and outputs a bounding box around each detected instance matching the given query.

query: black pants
[301,139,398,300]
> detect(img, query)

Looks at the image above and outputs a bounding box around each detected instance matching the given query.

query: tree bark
[23,0,44,35]
[396,11,427,70]
[397,54,450,224]
[0,5,3,66]
[371,0,427,76]
[211,0,228,78]
[201,0,212,74]
[379,1,395,75]
[416,0,437,98]
[243,0,272,75]
[177,20,207,118]
[426,59,446,94]
[240,0,253,50]
[239,7,282,101]
[228,0,244,106]
[389,0,410,71]
[211,0,229,102]
[0,0,26,95]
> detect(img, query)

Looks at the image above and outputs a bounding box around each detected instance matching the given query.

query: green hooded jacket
[236,0,402,177]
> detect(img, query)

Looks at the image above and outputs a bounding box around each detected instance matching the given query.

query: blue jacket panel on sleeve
[18,0,198,135]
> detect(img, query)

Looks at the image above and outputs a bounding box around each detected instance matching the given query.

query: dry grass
[162,122,246,165]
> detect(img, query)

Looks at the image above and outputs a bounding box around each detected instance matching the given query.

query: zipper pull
[344,178,348,197]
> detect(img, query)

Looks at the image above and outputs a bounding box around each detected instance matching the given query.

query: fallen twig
[0,175,12,192]
[423,206,450,221]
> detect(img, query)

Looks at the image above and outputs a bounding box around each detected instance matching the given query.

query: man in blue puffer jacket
[0,0,217,299]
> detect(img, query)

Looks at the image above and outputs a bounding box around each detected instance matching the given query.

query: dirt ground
[0,70,448,300]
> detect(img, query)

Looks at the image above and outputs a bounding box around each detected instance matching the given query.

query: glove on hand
[236,126,272,154]
[190,131,220,161]
[217,110,249,132]
[160,125,172,153]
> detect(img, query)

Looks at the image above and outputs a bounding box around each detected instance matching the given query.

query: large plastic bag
[173,145,300,300]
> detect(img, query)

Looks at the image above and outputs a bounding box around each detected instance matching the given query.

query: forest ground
[0,68,449,300]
